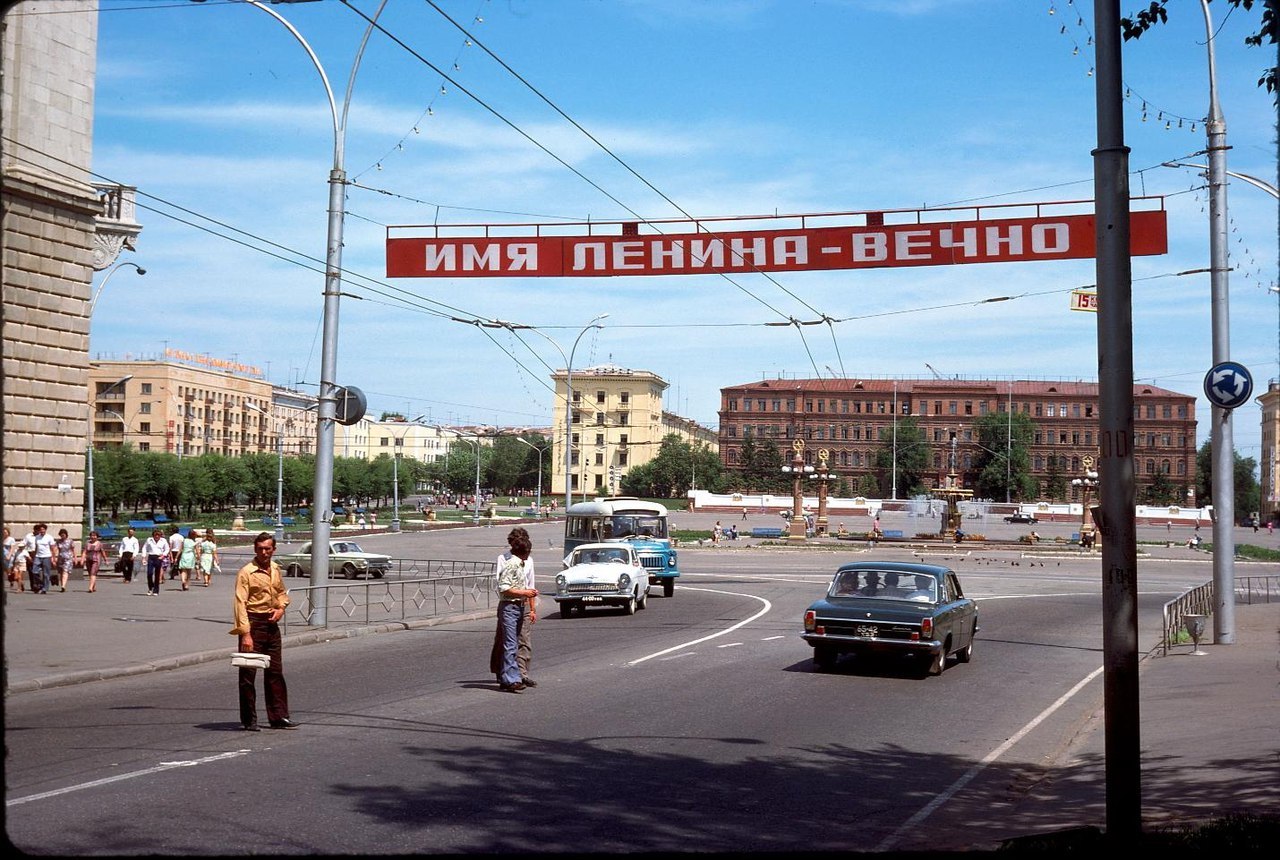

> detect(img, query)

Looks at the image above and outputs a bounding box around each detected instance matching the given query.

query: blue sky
[89,0,1277,469]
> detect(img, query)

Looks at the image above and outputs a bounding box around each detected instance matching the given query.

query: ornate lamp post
[1071,455,1100,549]
[780,439,813,541]
[810,448,836,537]
[516,436,549,514]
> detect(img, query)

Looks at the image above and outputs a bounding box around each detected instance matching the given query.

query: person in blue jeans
[494,534,537,693]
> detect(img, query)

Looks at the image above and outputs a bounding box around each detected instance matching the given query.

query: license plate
[856,625,878,638]
[581,596,604,602]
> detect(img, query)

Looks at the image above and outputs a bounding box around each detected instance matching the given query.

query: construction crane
[925,363,945,380]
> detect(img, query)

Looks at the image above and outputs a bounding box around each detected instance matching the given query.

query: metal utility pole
[1199,0,1238,644]
[1092,0,1141,842]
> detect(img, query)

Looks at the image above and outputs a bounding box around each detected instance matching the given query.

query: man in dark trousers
[230,532,297,731]
[490,527,538,688]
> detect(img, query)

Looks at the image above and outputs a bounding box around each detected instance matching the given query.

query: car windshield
[333,543,363,553]
[575,548,629,565]
[831,570,937,601]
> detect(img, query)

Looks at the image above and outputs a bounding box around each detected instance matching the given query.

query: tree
[736,433,759,488]
[1122,1,1278,99]
[1145,470,1179,505]
[872,416,930,498]
[618,434,723,498]
[1196,441,1262,517]
[971,411,1036,502]
[1044,455,1069,502]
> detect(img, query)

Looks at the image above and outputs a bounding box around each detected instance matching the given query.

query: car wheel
[955,626,975,664]
[286,564,304,578]
[341,563,358,580]
[930,646,947,676]
[663,579,675,598]
[637,588,648,610]
[623,595,637,615]
[559,603,574,619]
[813,644,837,670]
[372,570,385,579]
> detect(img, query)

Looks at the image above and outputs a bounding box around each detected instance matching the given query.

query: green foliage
[971,411,1037,502]
[1196,440,1262,516]
[620,434,726,498]
[873,416,930,498]
[1144,470,1179,505]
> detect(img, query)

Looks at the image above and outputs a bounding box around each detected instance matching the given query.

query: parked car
[802,561,978,675]
[1004,512,1038,524]
[554,542,650,618]
[276,540,392,579]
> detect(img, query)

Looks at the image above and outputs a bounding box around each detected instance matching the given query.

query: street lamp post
[90,261,144,315]
[810,448,836,537]
[516,437,548,514]
[780,438,813,541]
[246,403,284,544]
[235,0,390,626]
[388,414,426,533]
[86,375,132,531]
[1072,456,1100,550]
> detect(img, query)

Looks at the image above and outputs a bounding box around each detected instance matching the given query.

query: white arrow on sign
[1211,369,1247,397]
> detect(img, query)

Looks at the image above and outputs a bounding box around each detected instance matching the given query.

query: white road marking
[628,586,772,665]
[875,665,1105,852]
[717,642,744,649]
[6,750,252,807]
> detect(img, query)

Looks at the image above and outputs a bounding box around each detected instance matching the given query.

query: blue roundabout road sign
[1202,361,1253,410]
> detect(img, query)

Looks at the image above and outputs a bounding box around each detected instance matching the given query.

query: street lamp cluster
[1071,455,1099,549]
[781,439,813,541]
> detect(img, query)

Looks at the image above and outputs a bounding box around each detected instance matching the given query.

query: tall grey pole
[1200,0,1237,644]
[274,426,284,544]
[1092,0,1141,842]
[891,381,898,500]
[243,0,389,625]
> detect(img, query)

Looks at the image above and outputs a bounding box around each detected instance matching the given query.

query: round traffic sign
[1202,361,1253,410]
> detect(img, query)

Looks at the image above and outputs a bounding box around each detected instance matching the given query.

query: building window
[595,412,605,425]
[140,383,152,395]
[618,412,629,425]
[964,401,973,415]
[949,401,957,415]
[139,442,150,451]
[817,401,824,413]
[805,400,814,412]
[140,402,151,414]
[728,398,738,411]
[772,399,781,412]
[139,422,150,433]
[743,400,752,412]
[594,452,604,466]
[620,391,630,405]
[596,390,605,404]
[618,451,628,465]
[571,410,581,425]
[758,399,767,411]
[727,425,737,438]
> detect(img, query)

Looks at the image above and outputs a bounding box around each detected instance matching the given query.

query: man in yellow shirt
[229,533,297,731]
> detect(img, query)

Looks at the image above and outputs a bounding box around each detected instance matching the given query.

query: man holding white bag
[229,532,297,732]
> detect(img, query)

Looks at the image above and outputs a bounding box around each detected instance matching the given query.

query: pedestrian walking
[742,507,748,520]
[80,530,109,593]
[229,532,297,731]
[3,526,23,593]
[493,533,537,693]
[54,528,77,592]
[490,527,538,689]
[196,529,219,587]
[118,527,139,583]
[25,523,55,594]
[167,526,183,580]
[177,529,198,590]
[142,528,169,595]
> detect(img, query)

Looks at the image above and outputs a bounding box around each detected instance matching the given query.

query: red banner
[386,210,1167,278]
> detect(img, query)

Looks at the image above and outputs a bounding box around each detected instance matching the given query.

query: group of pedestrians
[137,526,220,595]
[4,522,105,594]
[0,522,222,596]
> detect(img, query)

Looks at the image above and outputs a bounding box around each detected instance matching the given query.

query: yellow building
[89,357,316,458]
[549,364,716,497]
[1259,381,1280,521]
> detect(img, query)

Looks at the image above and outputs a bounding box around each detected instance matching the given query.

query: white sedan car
[554,543,650,618]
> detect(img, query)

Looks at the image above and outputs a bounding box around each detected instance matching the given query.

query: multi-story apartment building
[89,357,317,458]
[549,364,717,497]
[718,377,1197,500]
[1258,381,1280,520]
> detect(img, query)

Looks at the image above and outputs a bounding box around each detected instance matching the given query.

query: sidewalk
[3,560,1277,844]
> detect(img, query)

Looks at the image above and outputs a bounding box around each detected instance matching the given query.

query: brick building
[718,377,1197,500]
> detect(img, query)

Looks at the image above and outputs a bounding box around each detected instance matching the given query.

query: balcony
[91,183,143,270]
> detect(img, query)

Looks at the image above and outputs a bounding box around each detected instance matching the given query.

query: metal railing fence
[282,559,497,631]
[1160,574,1279,655]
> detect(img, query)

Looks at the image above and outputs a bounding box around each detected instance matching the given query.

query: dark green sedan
[802,561,978,675]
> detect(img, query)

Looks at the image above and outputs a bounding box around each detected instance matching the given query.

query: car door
[944,572,973,651]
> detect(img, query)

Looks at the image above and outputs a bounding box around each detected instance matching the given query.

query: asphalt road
[3,519,1219,854]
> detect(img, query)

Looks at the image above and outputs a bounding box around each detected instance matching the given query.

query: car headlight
[617,573,631,590]
[555,574,567,589]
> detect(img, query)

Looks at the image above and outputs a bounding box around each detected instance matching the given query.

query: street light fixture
[245,402,284,544]
[516,436,549,515]
[780,438,813,541]
[86,375,132,531]
[433,425,483,524]
[388,414,426,533]
[1071,456,1099,550]
[230,0,390,626]
[90,261,145,316]
[808,448,837,537]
